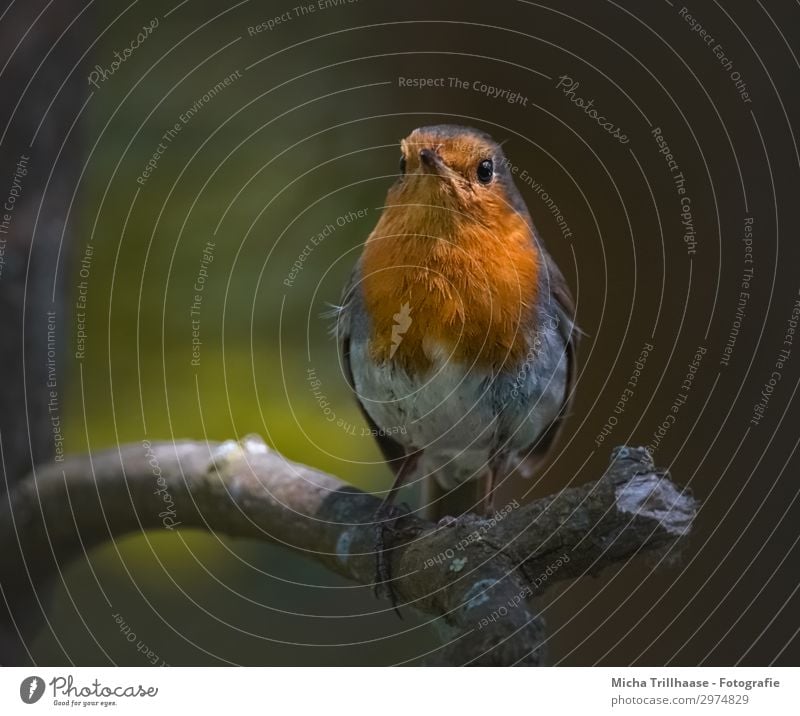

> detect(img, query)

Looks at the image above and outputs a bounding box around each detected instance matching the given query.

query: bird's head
[382,124,529,233]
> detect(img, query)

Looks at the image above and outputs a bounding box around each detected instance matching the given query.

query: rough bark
[0,438,696,666]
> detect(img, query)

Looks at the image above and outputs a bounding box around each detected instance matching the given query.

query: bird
[333,125,578,603]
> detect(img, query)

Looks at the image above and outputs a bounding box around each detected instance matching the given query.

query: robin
[334,125,578,603]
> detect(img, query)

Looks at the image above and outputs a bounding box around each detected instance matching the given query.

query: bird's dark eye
[399,155,407,174]
[477,159,494,184]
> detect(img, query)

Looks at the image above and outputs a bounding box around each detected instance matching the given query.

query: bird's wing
[519,249,579,475]
[333,262,408,472]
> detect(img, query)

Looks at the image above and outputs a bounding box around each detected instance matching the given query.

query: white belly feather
[350,334,566,488]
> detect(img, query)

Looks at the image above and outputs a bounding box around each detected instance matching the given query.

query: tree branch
[0,437,696,666]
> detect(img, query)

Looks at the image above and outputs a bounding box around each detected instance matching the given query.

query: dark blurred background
[1,0,799,665]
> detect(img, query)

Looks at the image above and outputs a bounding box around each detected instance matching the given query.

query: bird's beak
[418,147,447,176]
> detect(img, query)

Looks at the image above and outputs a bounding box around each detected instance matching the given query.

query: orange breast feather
[361,205,539,375]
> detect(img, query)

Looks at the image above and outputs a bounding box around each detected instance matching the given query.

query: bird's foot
[372,502,411,617]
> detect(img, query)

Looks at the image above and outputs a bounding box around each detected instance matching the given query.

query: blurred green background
[26,0,800,665]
